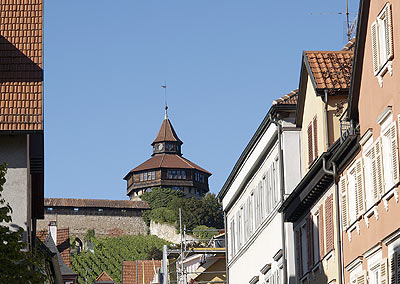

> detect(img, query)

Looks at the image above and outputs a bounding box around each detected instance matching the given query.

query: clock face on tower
[158,143,164,151]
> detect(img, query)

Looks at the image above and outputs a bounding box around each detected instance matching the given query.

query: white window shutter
[389,121,399,184]
[381,258,388,284]
[340,175,349,228]
[366,145,379,202]
[355,159,366,216]
[356,271,367,284]
[375,138,385,196]
[384,3,394,60]
[390,252,395,284]
[371,20,380,75]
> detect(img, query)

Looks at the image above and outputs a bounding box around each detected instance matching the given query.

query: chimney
[48,221,57,244]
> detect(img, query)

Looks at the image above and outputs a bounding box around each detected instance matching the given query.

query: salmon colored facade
[342,0,400,283]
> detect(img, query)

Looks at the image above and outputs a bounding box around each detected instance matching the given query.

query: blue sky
[44,0,359,199]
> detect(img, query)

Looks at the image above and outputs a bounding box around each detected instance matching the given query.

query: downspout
[322,158,343,284]
[324,89,330,150]
[271,116,288,284]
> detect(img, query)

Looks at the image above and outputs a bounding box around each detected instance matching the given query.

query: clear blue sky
[44,0,359,200]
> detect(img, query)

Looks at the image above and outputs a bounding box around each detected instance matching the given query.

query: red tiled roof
[36,228,71,268]
[342,38,356,51]
[152,118,182,145]
[44,198,150,209]
[130,154,212,175]
[95,271,114,283]
[304,51,353,90]
[272,89,299,105]
[123,260,161,284]
[0,0,43,131]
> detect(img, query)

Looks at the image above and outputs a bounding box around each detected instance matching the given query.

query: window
[346,159,365,224]
[313,213,320,263]
[300,223,308,275]
[371,3,393,85]
[307,116,318,166]
[168,170,186,180]
[74,208,79,213]
[381,121,399,192]
[194,172,205,183]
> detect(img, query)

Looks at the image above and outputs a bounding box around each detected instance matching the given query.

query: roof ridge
[176,155,196,169]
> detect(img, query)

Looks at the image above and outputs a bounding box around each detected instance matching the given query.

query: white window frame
[313,212,320,264]
[371,3,394,86]
[347,162,357,225]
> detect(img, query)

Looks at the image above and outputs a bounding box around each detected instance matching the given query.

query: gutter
[271,116,288,284]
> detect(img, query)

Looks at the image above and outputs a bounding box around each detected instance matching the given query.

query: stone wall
[149,220,197,244]
[37,213,148,239]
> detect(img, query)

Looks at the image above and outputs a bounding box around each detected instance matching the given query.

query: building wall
[229,212,283,284]
[293,186,339,284]
[301,75,326,175]
[358,0,400,139]
[37,212,147,239]
[341,1,400,282]
[0,134,29,241]
[226,142,284,284]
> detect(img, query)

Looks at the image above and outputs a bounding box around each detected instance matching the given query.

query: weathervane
[161,82,168,119]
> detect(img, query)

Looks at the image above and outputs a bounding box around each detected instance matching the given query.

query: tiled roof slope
[95,271,114,283]
[273,89,299,105]
[304,51,353,90]
[44,198,150,209]
[123,260,161,284]
[0,0,43,131]
[152,118,182,145]
[130,153,212,175]
[37,228,71,268]
[342,38,356,51]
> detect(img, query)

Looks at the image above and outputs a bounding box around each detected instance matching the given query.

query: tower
[124,107,211,200]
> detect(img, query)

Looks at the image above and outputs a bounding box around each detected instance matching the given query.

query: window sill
[376,59,393,87]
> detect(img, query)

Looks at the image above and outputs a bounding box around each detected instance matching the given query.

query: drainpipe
[271,116,288,284]
[324,89,330,150]
[322,158,344,284]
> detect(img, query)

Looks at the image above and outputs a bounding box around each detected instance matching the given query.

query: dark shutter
[313,116,318,158]
[29,133,44,219]
[319,205,325,259]
[296,229,303,277]
[307,214,314,270]
[325,194,334,252]
[308,123,313,166]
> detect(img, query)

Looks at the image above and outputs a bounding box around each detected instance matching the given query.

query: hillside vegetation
[71,234,169,284]
[141,188,224,231]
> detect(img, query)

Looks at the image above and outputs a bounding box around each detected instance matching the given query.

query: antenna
[161,82,168,119]
[310,0,357,42]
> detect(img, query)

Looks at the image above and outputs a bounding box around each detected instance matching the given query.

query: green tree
[0,163,45,283]
[199,193,224,229]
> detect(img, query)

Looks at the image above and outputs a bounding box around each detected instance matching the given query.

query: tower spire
[165,105,168,119]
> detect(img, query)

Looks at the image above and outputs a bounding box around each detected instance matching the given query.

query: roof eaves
[348,0,370,122]
[218,103,295,202]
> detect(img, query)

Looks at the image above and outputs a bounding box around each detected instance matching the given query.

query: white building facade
[218,93,301,284]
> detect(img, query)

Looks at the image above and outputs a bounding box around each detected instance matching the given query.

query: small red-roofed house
[95,271,115,284]
[122,260,161,284]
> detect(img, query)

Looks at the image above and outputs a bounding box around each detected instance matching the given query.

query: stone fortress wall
[37,212,148,240]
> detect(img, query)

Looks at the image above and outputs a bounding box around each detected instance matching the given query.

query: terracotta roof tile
[0,0,43,131]
[36,227,71,267]
[342,37,356,51]
[152,118,182,145]
[95,271,114,283]
[272,89,299,105]
[304,51,353,90]
[44,198,150,209]
[123,260,161,284]
[130,154,212,175]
